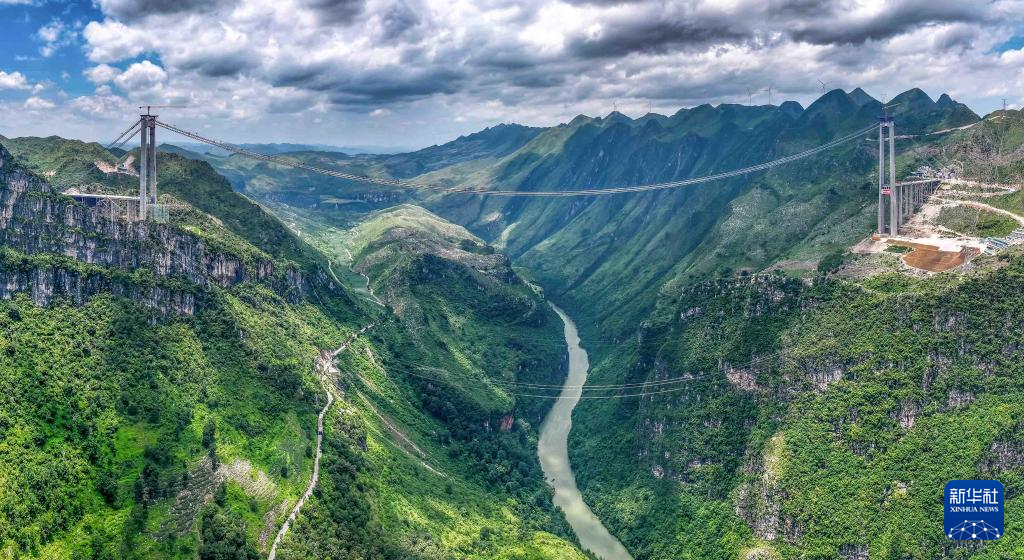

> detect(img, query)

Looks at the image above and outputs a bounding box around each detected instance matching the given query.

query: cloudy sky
[1,0,1023,150]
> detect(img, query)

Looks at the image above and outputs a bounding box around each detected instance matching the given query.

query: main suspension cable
[152,119,877,198]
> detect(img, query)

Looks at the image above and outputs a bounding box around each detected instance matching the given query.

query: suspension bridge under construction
[75,110,941,237]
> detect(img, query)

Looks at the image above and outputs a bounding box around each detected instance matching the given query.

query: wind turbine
[764,85,773,105]
[817,79,832,92]
[746,88,753,106]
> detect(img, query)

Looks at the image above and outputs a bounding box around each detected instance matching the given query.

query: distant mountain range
[196,88,979,331]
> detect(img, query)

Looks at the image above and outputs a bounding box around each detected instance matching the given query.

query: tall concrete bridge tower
[878,116,897,235]
[136,105,172,222]
[138,113,157,218]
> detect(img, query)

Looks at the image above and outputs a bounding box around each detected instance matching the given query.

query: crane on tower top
[139,105,188,115]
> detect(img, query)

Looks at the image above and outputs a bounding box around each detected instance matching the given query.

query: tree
[202,419,216,450]
[198,506,257,560]
[203,419,219,471]
[818,250,844,274]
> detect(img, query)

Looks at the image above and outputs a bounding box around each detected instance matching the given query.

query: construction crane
[138,104,188,116]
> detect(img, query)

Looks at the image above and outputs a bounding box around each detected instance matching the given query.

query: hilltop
[199,88,978,333]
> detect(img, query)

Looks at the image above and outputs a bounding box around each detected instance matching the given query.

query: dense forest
[0,140,584,559]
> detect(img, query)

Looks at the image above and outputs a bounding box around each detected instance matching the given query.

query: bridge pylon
[139,114,157,218]
[878,116,898,235]
[137,112,167,222]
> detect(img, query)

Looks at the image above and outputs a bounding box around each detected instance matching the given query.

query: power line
[367,350,785,391]
[340,340,787,397]
[152,119,876,198]
[355,360,737,400]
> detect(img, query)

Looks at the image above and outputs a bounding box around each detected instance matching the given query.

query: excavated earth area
[853,180,1019,272]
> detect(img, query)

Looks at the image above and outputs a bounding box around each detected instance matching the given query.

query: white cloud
[37,21,62,43]
[83,20,152,63]
[68,92,129,118]
[36,20,74,58]
[84,64,122,85]
[113,60,167,93]
[0,70,32,91]
[23,97,55,111]
[2,0,1012,147]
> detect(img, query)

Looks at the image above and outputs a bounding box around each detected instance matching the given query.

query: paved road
[267,325,372,560]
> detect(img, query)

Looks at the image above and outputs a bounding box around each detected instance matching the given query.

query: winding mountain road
[267,325,372,560]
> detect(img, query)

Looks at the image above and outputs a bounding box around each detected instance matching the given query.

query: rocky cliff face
[0,264,199,315]
[0,145,304,315]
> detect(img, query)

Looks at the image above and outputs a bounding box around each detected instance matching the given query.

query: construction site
[846,115,1024,273]
[854,175,1024,272]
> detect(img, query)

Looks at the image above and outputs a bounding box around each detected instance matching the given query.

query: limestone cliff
[0,144,304,315]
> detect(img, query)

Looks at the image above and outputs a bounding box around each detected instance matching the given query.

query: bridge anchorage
[877,116,940,237]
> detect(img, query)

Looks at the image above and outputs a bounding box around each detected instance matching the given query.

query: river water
[538,304,634,560]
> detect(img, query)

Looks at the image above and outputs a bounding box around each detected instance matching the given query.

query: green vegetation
[817,249,845,273]
[571,254,1024,558]
[0,285,346,559]
[154,151,322,268]
[0,136,321,270]
[936,205,1019,237]
[198,497,258,560]
[1,135,133,192]
[273,205,582,558]
[204,88,978,341]
[6,90,1019,560]
[170,88,1021,559]
[0,139,581,558]
[917,110,1024,186]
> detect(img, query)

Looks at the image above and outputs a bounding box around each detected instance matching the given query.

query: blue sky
[1,0,1023,149]
[996,33,1024,53]
[0,1,100,98]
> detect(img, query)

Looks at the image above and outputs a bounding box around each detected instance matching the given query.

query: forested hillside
[569,249,1024,559]
[0,138,583,559]
[177,88,1024,559]
[0,139,360,558]
[200,88,978,336]
[276,204,584,559]
[6,87,1015,560]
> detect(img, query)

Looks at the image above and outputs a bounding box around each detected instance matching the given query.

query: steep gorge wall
[0,146,304,314]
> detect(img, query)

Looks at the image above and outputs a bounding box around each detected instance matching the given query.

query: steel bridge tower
[137,110,168,222]
[878,116,897,235]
